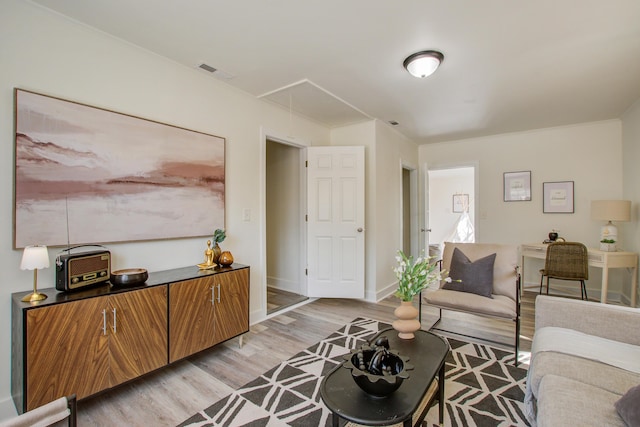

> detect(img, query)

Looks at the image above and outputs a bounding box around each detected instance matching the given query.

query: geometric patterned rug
[177,317,530,427]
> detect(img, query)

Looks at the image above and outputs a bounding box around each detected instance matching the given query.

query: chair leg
[539,274,544,294]
[581,280,588,301]
[546,276,550,295]
[514,316,520,367]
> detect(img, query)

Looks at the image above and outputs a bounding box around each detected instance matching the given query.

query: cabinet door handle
[112,307,117,334]
[216,284,221,304]
[102,309,107,336]
[210,286,216,305]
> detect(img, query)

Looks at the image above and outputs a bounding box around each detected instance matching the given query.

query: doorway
[401,165,418,258]
[266,139,308,314]
[427,166,476,254]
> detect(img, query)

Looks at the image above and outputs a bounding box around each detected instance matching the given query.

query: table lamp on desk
[591,200,631,251]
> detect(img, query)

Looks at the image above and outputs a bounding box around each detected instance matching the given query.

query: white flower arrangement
[393,250,451,302]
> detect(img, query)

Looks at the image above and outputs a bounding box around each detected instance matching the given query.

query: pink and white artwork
[14,89,225,248]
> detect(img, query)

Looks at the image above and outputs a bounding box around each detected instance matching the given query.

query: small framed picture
[452,194,469,213]
[543,181,574,213]
[503,171,531,202]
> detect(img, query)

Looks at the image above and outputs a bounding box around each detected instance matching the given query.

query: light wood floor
[76,291,536,426]
[267,286,308,315]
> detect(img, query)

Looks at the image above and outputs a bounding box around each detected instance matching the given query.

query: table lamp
[591,200,631,248]
[20,245,50,302]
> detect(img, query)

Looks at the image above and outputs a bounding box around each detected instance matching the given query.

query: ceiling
[30,0,640,144]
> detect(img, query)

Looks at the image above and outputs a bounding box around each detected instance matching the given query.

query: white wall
[373,121,420,300]
[621,99,640,305]
[420,121,625,293]
[0,0,330,414]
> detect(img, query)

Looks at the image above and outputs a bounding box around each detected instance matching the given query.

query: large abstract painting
[14,89,225,248]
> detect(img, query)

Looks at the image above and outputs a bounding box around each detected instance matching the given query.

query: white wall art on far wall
[543,181,575,213]
[503,170,531,202]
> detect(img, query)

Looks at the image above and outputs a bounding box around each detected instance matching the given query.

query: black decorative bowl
[110,268,148,287]
[343,345,413,397]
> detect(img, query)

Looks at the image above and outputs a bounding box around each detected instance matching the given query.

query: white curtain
[445,211,475,243]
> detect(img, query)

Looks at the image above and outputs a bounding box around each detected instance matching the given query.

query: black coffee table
[320,328,449,427]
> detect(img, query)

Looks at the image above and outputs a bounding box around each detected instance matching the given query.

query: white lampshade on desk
[20,245,50,302]
[591,200,631,245]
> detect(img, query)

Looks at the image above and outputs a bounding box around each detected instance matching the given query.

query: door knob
[357,228,364,232]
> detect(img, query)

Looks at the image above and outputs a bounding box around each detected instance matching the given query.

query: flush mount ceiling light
[403,50,444,78]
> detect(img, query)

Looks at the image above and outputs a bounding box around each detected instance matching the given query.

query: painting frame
[452,194,469,213]
[543,181,574,214]
[503,171,531,202]
[14,88,226,248]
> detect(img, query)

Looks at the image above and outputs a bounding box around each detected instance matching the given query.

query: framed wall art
[503,171,531,202]
[452,194,469,213]
[14,89,226,248]
[543,181,574,213]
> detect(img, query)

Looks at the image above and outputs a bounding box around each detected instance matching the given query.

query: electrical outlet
[242,208,251,222]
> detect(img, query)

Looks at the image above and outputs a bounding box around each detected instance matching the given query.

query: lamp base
[22,292,47,302]
[600,221,618,242]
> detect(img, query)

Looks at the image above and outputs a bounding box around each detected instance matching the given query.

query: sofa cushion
[537,375,625,427]
[528,351,640,403]
[424,289,516,319]
[442,247,495,298]
[615,384,640,427]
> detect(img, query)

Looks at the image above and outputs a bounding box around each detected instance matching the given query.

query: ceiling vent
[196,63,235,80]
[198,63,217,73]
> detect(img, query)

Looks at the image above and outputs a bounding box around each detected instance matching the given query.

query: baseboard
[373,280,397,302]
[266,276,300,294]
[0,397,17,422]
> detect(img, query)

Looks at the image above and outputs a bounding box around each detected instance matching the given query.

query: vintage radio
[55,249,111,292]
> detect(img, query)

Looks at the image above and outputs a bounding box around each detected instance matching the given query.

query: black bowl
[343,346,413,397]
[110,268,148,287]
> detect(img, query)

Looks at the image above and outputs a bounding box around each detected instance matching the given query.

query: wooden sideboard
[11,264,249,414]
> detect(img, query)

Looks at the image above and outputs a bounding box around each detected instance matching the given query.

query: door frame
[260,128,310,320]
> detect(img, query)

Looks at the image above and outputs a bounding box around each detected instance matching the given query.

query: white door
[307,146,365,298]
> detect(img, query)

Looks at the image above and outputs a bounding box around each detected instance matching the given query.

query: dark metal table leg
[332,413,339,427]
[438,363,445,424]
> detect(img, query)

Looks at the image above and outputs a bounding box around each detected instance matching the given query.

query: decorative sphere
[219,251,234,266]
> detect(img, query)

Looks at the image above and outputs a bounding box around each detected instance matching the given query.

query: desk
[521,243,638,306]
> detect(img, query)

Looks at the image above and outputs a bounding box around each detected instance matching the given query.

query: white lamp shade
[591,200,631,222]
[403,51,444,78]
[20,245,50,270]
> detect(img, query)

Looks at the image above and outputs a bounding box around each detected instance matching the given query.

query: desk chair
[539,242,589,300]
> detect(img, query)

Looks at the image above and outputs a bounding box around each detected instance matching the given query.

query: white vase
[600,242,616,252]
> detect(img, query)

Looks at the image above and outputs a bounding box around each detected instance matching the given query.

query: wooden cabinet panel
[169,277,217,363]
[213,269,250,344]
[109,286,168,385]
[26,297,109,410]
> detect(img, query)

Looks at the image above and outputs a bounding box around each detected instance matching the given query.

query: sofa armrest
[535,295,640,346]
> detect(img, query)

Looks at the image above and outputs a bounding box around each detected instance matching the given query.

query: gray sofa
[526,295,640,426]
